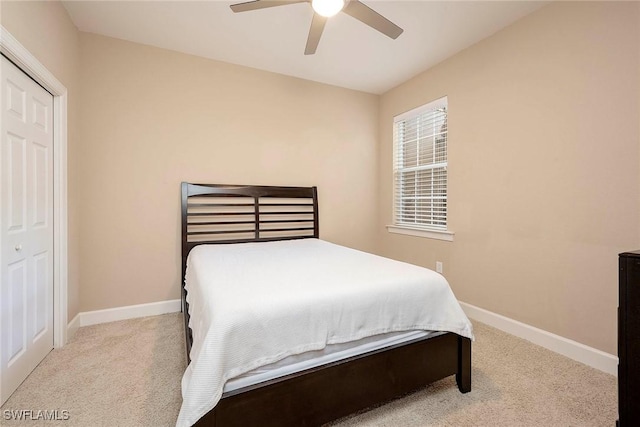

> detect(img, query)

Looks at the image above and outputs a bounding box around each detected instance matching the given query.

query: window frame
[387,96,454,242]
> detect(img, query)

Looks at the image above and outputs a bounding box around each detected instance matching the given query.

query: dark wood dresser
[619,251,640,426]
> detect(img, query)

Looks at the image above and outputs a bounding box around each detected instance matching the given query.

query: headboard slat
[188,212,254,217]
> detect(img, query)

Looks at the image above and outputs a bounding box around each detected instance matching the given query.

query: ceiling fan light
[312,0,345,17]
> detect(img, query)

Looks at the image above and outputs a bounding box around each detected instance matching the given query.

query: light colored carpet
[1,313,617,426]
[1,314,185,426]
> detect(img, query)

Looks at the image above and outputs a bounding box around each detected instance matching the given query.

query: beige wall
[377,1,640,355]
[1,1,81,321]
[77,33,379,311]
[3,1,639,356]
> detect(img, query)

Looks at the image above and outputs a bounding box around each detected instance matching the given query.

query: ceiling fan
[229,0,404,55]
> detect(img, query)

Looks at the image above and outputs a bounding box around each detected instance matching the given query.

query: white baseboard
[66,313,80,342]
[68,298,617,376]
[78,299,182,327]
[459,301,618,376]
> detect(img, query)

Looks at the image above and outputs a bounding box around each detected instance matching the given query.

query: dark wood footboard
[193,332,471,427]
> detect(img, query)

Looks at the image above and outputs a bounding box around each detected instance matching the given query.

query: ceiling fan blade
[342,0,403,39]
[230,0,307,13]
[304,13,327,55]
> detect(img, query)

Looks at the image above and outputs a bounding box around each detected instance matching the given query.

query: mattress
[224,329,443,393]
[177,238,473,427]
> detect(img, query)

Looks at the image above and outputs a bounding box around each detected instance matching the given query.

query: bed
[179,182,473,427]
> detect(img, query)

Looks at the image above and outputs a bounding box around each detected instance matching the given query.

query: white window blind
[393,97,448,231]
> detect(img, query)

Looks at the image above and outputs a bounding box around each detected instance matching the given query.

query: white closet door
[0,56,54,405]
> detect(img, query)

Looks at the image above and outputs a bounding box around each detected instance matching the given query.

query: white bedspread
[177,239,473,427]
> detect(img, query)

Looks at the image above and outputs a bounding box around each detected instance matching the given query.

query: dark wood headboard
[180,182,319,360]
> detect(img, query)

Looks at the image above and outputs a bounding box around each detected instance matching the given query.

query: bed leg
[456,336,471,393]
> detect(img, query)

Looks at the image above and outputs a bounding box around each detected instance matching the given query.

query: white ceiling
[62,0,546,94]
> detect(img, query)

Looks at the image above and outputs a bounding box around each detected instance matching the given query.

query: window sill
[386,225,454,242]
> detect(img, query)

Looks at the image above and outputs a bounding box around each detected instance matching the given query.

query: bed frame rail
[195,333,471,426]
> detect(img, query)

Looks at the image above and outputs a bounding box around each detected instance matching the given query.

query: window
[389,97,452,240]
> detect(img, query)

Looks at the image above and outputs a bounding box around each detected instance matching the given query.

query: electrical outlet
[436,261,443,274]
